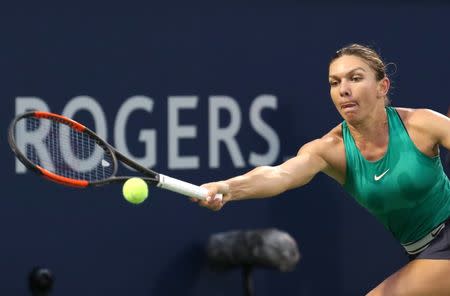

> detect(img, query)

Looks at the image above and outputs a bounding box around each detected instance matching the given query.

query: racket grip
[157,174,223,201]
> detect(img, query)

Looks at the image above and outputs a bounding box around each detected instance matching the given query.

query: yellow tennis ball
[122,178,148,204]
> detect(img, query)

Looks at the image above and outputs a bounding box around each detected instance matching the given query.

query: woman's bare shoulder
[395,107,415,121]
[299,124,344,156]
[294,125,343,162]
[317,124,346,184]
[395,106,446,127]
[322,123,344,143]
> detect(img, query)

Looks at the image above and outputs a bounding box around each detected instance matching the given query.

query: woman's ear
[377,77,390,98]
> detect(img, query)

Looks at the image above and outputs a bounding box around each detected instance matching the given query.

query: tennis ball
[122,178,148,204]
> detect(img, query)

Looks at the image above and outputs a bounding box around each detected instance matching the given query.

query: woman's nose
[339,81,351,97]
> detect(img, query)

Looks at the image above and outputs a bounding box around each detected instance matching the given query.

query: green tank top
[342,106,450,243]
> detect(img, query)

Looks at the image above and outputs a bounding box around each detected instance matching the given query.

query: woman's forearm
[224,166,291,201]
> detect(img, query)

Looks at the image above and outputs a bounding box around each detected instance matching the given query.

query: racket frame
[8,111,159,187]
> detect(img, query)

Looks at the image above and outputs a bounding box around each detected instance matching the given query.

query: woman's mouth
[341,102,358,112]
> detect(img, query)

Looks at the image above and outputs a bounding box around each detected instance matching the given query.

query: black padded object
[207,228,300,271]
[207,228,300,296]
[28,267,54,296]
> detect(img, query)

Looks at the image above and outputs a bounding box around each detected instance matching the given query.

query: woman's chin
[342,112,364,125]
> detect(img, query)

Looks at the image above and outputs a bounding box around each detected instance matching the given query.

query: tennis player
[196,44,450,295]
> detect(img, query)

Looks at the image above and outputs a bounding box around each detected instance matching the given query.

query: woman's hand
[191,181,231,211]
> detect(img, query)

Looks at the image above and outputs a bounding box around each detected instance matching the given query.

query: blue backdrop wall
[1,2,450,295]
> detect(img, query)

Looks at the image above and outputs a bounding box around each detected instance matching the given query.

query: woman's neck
[347,106,388,145]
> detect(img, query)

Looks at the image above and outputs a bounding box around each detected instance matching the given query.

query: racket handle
[157,174,223,201]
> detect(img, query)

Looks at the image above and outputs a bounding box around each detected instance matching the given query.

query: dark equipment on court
[28,267,54,296]
[207,228,300,296]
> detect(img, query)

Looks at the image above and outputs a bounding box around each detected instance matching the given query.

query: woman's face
[328,55,387,124]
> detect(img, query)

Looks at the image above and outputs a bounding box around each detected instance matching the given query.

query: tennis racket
[8,111,221,201]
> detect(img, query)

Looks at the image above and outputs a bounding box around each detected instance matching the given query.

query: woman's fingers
[195,183,228,210]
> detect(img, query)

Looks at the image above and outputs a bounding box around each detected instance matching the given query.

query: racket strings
[19,117,115,182]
